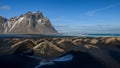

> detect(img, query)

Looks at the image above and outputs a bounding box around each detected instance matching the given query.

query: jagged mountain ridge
[0,11,57,34]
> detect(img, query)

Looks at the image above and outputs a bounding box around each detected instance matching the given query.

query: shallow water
[0,33,120,38]
[34,54,73,68]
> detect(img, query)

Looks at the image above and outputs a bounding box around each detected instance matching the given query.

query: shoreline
[0,34,120,38]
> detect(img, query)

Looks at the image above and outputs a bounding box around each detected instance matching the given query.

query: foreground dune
[0,36,120,68]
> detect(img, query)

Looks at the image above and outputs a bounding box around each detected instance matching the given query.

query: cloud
[0,5,10,10]
[55,24,120,34]
[86,3,120,16]
[54,25,70,28]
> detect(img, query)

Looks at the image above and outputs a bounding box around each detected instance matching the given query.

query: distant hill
[0,11,57,34]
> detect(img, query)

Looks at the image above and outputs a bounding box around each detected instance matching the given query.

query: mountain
[0,11,57,34]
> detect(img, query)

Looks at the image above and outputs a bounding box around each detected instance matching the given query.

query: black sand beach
[0,35,120,68]
[0,51,106,68]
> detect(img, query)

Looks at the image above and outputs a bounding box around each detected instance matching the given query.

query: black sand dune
[0,51,106,68]
[0,36,120,68]
[38,51,106,68]
[0,55,39,68]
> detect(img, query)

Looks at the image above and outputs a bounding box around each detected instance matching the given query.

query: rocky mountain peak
[0,11,57,34]
[24,11,43,19]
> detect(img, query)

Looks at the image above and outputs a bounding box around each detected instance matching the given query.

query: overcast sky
[0,0,120,34]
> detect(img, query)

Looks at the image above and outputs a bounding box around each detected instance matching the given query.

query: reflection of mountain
[0,11,57,34]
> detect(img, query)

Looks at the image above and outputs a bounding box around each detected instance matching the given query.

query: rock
[11,39,36,54]
[33,41,65,58]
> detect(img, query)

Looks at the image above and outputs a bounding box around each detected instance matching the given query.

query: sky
[0,0,120,34]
